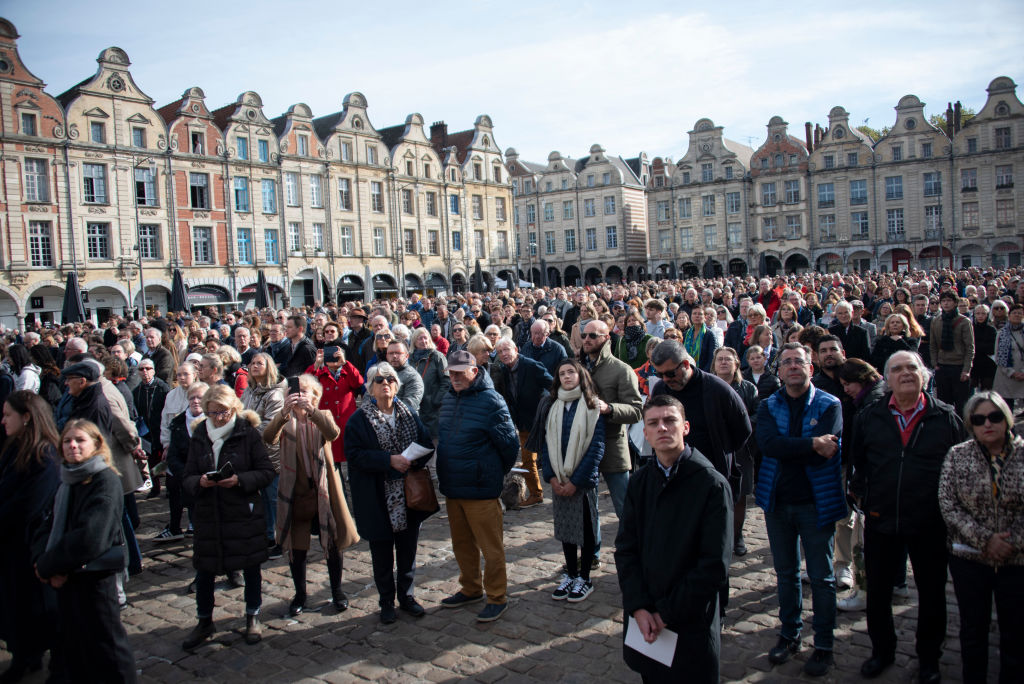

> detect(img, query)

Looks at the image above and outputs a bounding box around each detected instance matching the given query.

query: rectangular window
[725,166,734,180]
[86,222,110,260]
[340,141,351,162]
[237,137,248,161]
[20,112,36,135]
[449,194,459,215]
[961,168,977,190]
[967,137,978,154]
[452,230,462,251]
[527,204,536,223]
[606,225,618,249]
[886,208,905,237]
[424,163,432,179]
[682,171,691,184]
[924,205,942,237]
[192,226,212,264]
[659,229,671,253]
[701,163,713,182]
[338,178,352,210]
[131,127,145,148]
[564,229,576,253]
[28,221,53,267]
[473,230,484,258]
[819,214,836,241]
[817,183,835,207]
[265,229,279,263]
[545,231,556,254]
[851,211,869,238]
[493,165,502,183]
[962,202,979,228]
[679,227,692,250]
[404,229,416,255]
[784,179,800,203]
[996,198,1015,226]
[236,228,252,264]
[584,198,596,217]
[996,165,1014,188]
[285,173,299,206]
[288,222,301,252]
[428,230,439,255]
[24,159,49,202]
[297,135,309,156]
[523,180,532,193]
[761,182,777,206]
[885,176,903,200]
[371,182,384,212]
[604,196,616,215]
[562,200,574,219]
[824,154,835,169]
[726,191,740,214]
[923,172,942,197]
[786,215,802,239]
[727,222,742,246]
[472,195,483,220]
[426,191,437,217]
[402,188,414,215]
[762,216,778,240]
[586,175,594,188]
[704,225,716,249]
[82,164,107,203]
[309,175,322,207]
[995,127,1011,150]
[90,122,105,144]
[850,179,868,205]
[189,172,209,209]
[130,166,155,207]
[261,179,276,213]
[585,227,597,251]
[138,224,160,259]
[496,197,506,221]
[891,144,903,162]
[190,132,204,154]
[561,178,568,190]
[338,226,354,256]
[372,227,385,256]
[543,202,554,221]
[921,142,933,159]
[702,194,715,216]
[602,172,611,185]
[495,231,508,258]
[678,197,691,218]
[657,201,670,221]
[528,231,537,255]
[258,139,269,163]
[366,145,377,165]
[847,152,858,167]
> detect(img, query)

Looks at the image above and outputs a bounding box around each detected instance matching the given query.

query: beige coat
[583,341,643,473]
[100,377,142,494]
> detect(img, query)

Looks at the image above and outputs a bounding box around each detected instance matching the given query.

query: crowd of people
[0,265,1022,684]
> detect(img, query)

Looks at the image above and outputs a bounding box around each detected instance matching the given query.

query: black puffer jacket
[850,392,966,535]
[183,411,275,573]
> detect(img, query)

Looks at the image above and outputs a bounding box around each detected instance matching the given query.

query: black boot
[182,617,215,650]
[327,548,348,612]
[244,614,262,644]
[288,550,307,616]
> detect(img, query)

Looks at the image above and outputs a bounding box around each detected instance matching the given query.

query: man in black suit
[827,301,870,362]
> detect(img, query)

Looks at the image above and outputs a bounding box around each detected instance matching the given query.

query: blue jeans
[764,502,836,651]
[261,475,279,542]
[195,566,262,618]
[593,470,630,559]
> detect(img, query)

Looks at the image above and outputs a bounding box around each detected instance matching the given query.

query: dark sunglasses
[969,411,1005,427]
[373,375,397,385]
[654,361,686,378]
[375,334,392,340]
[582,332,604,340]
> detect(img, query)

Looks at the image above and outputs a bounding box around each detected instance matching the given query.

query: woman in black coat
[0,392,60,683]
[870,313,920,374]
[182,384,275,650]
[33,419,136,684]
[970,305,998,390]
[346,362,435,624]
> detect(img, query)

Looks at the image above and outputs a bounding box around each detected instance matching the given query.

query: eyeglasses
[373,376,398,385]
[654,361,686,378]
[969,411,1005,426]
[207,409,232,418]
[582,332,605,340]
[375,334,393,340]
[778,358,809,367]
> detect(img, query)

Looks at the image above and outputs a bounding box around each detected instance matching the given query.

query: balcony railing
[924,228,942,240]
[819,233,837,243]
[886,231,905,243]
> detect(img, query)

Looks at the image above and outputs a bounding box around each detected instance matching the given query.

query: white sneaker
[837,589,866,612]
[567,576,593,603]
[136,478,153,494]
[835,566,854,590]
[893,585,910,599]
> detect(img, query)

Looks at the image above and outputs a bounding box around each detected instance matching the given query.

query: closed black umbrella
[61,272,86,323]
[255,270,272,310]
[758,253,769,278]
[540,258,548,288]
[170,268,189,313]
[703,257,715,278]
[473,259,484,294]
[669,262,678,280]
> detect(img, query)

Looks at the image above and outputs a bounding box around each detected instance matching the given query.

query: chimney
[430,121,448,147]
[945,102,954,138]
[814,124,822,149]
[805,122,813,153]
[954,101,962,132]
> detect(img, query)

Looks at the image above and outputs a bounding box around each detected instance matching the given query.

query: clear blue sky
[8,0,1023,164]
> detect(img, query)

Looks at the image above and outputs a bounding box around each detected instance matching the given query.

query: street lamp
[132,153,154,317]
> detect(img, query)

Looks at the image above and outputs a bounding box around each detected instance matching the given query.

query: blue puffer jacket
[437,370,519,500]
[755,384,846,528]
[540,401,606,489]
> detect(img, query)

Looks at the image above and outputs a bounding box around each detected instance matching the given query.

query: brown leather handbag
[405,467,440,513]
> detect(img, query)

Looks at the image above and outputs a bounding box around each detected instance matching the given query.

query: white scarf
[545,386,600,484]
[206,415,236,468]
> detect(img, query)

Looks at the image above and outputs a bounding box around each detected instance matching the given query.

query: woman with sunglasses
[939,391,1023,683]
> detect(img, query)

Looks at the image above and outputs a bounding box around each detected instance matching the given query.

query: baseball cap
[447,350,476,372]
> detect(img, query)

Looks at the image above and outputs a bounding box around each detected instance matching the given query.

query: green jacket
[581,341,643,473]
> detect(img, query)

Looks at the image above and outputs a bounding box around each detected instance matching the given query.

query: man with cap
[344,307,373,375]
[436,350,520,623]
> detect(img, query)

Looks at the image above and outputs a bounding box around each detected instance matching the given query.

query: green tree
[856,124,890,142]
[929,106,977,132]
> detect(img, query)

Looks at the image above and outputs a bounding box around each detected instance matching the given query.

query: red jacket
[306,362,364,462]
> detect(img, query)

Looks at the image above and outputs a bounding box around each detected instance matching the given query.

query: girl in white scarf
[541,359,605,603]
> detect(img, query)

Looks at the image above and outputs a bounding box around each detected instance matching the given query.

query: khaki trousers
[446,498,507,604]
[518,430,542,498]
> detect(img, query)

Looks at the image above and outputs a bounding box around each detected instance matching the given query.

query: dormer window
[131,127,146,148]
[20,113,37,136]
[90,122,105,144]
[474,162,482,180]
[297,135,309,156]
[191,132,204,154]
[493,165,502,183]
[406,160,414,176]
[424,163,431,179]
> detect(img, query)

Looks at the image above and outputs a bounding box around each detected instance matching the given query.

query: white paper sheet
[625,616,677,667]
[401,442,434,462]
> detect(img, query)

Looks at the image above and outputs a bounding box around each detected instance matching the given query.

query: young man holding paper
[614,394,732,683]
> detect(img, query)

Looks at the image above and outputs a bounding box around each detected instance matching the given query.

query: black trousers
[58,572,137,684]
[864,525,947,664]
[949,556,1024,684]
[934,363,970,417]
[368,525,421,606]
